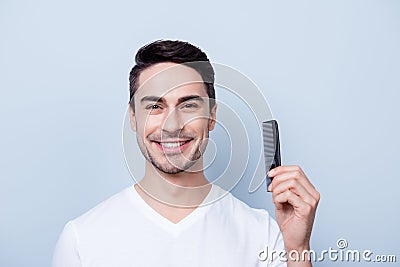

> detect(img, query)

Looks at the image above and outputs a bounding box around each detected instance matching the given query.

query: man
[52,40,320,266]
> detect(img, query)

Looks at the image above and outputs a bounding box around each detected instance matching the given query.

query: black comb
[262,120,281,191]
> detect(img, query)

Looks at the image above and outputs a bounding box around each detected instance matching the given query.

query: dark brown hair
[129,40,215,109]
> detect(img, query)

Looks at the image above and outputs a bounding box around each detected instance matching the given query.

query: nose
[161,107,183,134]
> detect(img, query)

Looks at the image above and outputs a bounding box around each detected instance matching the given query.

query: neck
[137,160,211,208]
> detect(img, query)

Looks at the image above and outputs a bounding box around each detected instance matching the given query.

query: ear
[208,104,217,131]
[128,104,137,132]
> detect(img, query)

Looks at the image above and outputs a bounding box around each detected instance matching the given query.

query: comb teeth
[263,121,276,170]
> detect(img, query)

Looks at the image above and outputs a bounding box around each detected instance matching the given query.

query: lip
[152,139,193,153]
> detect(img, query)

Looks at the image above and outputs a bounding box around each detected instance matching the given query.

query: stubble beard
[138,130,209,175]
[147,145,202,174]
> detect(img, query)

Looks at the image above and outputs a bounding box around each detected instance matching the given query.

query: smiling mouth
[152,140,193,152]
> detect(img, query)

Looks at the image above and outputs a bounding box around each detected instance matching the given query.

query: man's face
[129,62,217,174]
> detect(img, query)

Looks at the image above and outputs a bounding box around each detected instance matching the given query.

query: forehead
[136,62,208,100]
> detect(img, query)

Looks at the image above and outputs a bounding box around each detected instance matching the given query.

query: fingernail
[268,169,275,176]
[267,184,272,192]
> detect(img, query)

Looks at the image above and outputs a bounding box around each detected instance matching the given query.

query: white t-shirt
[52,184,286,267]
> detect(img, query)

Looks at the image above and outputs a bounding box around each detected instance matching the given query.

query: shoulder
[52,187,135,266]
[206,185,283,252]
[71,186,134,229]
[210,185,280,230]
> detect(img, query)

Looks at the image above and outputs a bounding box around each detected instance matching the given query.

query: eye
[146,104,162,110]
[181,102,199,109]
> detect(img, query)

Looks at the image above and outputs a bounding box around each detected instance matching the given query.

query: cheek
[141,116,162,136]
[135,115,159,134]
[185,118,209,133]
[181,110,209,124]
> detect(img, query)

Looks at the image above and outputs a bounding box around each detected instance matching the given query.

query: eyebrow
[140,95,205,105]
[177,95,204,105]
[140,96,163,104]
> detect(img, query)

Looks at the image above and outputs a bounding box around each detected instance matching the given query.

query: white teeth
[160,142,186,148]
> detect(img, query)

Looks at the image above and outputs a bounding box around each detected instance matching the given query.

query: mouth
[152,139,193,153]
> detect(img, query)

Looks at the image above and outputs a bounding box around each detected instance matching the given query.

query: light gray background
[1,0,399,266]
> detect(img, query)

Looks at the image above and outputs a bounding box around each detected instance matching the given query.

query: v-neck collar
[128,184,216,237]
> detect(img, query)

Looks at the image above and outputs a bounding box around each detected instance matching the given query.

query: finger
[269,170,314,195]
[273,190,313,217]
[271,179,316,207]
[268,165,306,178]
[269,166,319,200]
